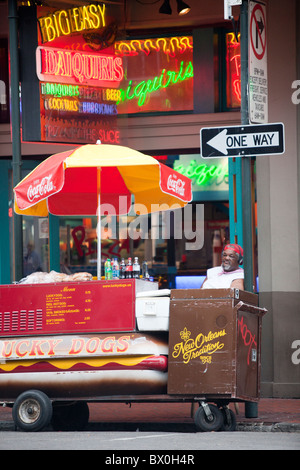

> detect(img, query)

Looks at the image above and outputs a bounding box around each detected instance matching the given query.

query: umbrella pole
[97,167,101,280]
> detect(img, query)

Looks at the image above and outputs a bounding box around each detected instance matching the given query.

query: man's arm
[230,278,244,290]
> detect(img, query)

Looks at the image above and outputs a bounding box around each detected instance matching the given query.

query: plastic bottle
[120,258,126,279]
[105,258,112,280]
[112,258,119,279]
[133,257,140,279]
[142,261,150,279]
[104,259,108,279]
[126,257,133,278]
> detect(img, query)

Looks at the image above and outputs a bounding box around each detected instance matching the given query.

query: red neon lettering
[72,225,85,258]
[37,47,123,88]
[98,129,120,144]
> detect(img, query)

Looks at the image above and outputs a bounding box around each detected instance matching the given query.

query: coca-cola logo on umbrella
[160,164,191,202]
[167,174,186,197]
[27,175,56,203]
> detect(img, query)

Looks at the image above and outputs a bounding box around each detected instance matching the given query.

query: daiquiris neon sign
[118,61,193,107]
[36,46,124,88]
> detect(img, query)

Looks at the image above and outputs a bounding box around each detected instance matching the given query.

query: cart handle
[234,301,267,316]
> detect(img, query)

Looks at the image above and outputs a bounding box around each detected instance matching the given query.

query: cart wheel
[220,408,237,431]
[194,403,223,432]
[12,390,53,432]
[51,401,89,431]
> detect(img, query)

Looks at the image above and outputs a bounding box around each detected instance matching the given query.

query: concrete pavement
[1,398,299,432]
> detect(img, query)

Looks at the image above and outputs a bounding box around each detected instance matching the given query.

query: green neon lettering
[126,80,135,100]
[163,71,174,88]
[134,81,146,104]
[174,159,228,187]
[171,61,185,84]
[41,82,80,98]
[118,61,193,107]
[152,76,161,91]
[158,69,166,88]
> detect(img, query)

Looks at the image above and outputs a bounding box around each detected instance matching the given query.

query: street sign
[249,0,268,124]
[200,123,284,158]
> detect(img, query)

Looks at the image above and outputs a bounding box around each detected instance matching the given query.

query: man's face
[222,249,240,272]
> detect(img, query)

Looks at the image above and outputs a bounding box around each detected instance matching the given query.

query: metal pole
[240,0,254,293]
[241,0,258,418]
[8,0,23,281]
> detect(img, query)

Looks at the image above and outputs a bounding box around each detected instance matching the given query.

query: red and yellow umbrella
[14,144,192,278]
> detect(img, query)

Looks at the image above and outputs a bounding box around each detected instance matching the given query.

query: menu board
[0,280,135,336]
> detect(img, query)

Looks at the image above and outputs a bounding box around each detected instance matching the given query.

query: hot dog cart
[0,279,266,432]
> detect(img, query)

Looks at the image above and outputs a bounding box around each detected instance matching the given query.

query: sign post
[241,0,256,419]
[239,0,252,296]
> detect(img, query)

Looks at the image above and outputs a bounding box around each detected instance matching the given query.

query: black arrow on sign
[256,16,264,49]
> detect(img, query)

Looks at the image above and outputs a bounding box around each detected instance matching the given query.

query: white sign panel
[249,0,268,123]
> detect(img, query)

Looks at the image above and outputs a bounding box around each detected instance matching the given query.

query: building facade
[0,0,299,397]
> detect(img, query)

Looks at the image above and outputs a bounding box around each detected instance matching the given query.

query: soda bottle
[133,257,140,279]
[126,257,133,278]
[142,261,150,279]
[105,258,112,280]
[104,259,108,279]
[120,258,126,279]
[112,258,119,279]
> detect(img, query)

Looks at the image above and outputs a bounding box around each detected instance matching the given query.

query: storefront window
[0,38,9,123]
[22,216,49,276]
[59,217,97,275]
[9,167,50,280]
[57,198,228,288]
[58,213,154,277]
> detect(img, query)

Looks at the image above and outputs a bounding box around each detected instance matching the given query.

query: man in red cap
[201,243,244,290]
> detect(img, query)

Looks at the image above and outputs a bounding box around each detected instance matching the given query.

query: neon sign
[115,36,193,58]
[226,33,241,108]
[38,3,106,43]
[41,82,79,98]
[115,35,193,114]
[42,118,120,144]
[174,158,228,188]
[41,82,122,103]
[36,46,124,88]
[118,61,193,107]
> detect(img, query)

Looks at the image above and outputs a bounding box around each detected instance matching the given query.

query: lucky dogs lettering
[0,335,130,359]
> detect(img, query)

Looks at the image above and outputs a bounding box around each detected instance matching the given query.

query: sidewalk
[1,398,299,432]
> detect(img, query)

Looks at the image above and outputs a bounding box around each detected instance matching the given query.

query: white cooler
[135,289,171,331]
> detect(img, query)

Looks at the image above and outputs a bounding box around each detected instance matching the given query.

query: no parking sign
[249,1,268,123]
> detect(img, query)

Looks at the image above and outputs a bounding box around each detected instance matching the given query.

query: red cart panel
[0,280,136,336]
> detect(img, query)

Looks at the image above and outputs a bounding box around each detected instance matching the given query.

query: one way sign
[200,123,284,158]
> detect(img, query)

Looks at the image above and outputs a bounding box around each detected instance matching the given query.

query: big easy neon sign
[36,46,124,88]
[38,3,106,43]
